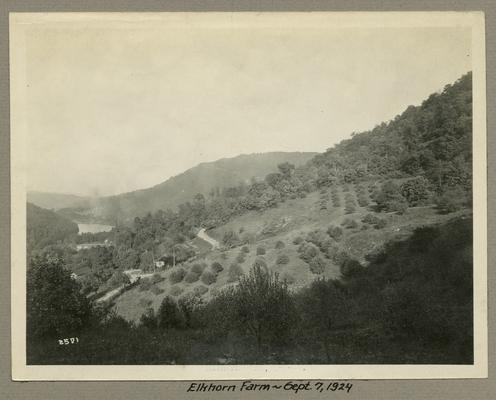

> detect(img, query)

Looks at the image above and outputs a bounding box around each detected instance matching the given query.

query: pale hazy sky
[22,16,471,196]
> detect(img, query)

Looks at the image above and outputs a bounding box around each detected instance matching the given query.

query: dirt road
[197,228,220,249]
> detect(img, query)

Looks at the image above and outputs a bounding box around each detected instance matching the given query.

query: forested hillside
[310,72,472,189]
[90,152,317,222]
[27,203,79,253]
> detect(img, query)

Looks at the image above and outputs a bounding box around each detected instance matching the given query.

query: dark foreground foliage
[27,217,473,365]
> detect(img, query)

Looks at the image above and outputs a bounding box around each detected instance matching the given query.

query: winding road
[96,232,219,304]
[96,270,155,303]
[197,228,220,249]
[96,286,123,303]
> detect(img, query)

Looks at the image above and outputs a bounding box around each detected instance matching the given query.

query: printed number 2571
[58,337,79,345]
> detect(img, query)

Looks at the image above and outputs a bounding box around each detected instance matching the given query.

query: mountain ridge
[29,151,317,221]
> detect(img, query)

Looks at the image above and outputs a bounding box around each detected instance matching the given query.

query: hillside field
[112,181,470,322]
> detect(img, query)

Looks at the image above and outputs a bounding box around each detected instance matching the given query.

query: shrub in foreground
[253,258,268,273]
[233,265,295,351]
[211,262,224,274]
[194,285,209,297]
[281,272,296,285]
[227,263,244,282]
[309,256,326,274]
[297,242,319,263]
[201,271,217,285]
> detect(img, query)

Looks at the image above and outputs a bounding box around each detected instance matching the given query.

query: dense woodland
[26,73,474,364]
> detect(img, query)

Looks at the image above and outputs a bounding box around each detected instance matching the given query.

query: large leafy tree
[232,264,295,354]
[373,181,409,213]
[157,296,184,329]
[297,278,350,362]
[27,256,92,339]
[400,176,432,206]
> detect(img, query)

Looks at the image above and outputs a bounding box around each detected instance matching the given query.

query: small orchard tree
[256,246,266,255]
[276,254,290,265]
[201,270,217,285]
[169,285,184,297]
[327,225,343,241]
[191,263,206,274]
[293,236,303,245]
[297,242,319,263]
[169,268,186,284]
[344,200,356,214]
[184,271,200,283]
[211,262,224,274]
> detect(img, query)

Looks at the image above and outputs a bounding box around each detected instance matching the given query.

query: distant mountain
[27,191,91,211]
[87,152,317,222]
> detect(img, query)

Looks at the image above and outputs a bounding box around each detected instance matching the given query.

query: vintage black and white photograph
[10,12,486,380]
